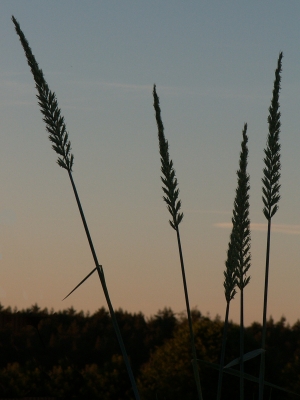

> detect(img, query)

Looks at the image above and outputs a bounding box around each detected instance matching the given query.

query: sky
[0,1,300,326]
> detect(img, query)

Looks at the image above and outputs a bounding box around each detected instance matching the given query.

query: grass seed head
[230,124,251,292]
[262,52,283,220]
[224,229,238,303]
[12,16,74,172]
[153,85,183,230]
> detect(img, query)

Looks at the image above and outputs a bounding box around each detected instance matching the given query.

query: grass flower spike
[153,85,203,400]
[11,16,73,172]
[153,85,183,230]
[259,52,283,400]
[233,124,251,400]
[262,55,282,221]
[217,124,250,400]
[12,16,141,400]
[224,231,238,304]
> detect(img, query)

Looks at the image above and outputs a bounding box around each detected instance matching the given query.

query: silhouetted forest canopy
[0,303,300,399]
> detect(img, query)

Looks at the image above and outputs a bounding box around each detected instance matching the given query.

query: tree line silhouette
[0,303,299,399]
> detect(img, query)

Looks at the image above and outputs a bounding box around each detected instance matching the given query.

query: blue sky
[1,1,300,325]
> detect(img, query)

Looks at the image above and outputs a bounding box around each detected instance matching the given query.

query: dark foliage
[0,304,176,398]
[0,304,299,399]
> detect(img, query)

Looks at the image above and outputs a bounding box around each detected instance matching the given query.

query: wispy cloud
[91,81,267,101]
[214,222,300,235]
[66,79,190,97]
[0,72,30,78]
[186,209,231,215]
[0,79,31,89]
[98,81,153,92]
[66,79,153,93]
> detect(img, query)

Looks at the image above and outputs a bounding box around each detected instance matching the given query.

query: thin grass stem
[259,218,272,400]
[68,171,140,399]
[217,226,238,400]
[216,301,230,400]
[153,85,203,400]
[176,228,203,399]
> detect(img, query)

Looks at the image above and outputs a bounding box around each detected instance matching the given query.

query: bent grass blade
[62,267,97,301]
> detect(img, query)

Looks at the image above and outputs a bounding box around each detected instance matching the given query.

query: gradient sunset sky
[1,1,300,326]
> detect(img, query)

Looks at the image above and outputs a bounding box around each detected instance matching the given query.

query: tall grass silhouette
[11,15,291,398]
[217,123,251,400]
[153,84,203,400]
[259,52,283,400]
[12,15,141,400]
[233,124,251,400]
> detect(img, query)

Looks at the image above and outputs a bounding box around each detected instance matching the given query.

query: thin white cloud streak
[0,99,37,107]
[0,72,30,78]
[69,80,265,101]
[0,80,32,90]
[5,72,262,102]
[186,209,231,215]
[214,222,300,235]
[96,82,153,92]
[66,79,154,93]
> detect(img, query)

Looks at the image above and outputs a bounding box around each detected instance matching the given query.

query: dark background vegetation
[0,303,299,399]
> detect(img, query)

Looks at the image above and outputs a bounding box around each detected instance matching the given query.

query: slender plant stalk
[233,124,251,400]
[12,16,141,400]
[259,52,283,400]
[218,124,250,400]
[153,84,203,400]
[217,227,238,400]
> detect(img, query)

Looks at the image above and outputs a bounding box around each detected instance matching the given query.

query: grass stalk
[216,301,231,400]
[12,16,141,400]
[218,124,250,400]
[153,84,203,400]
[217,226,238,400]
[234,124,251,400]
[259,52,283,400]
